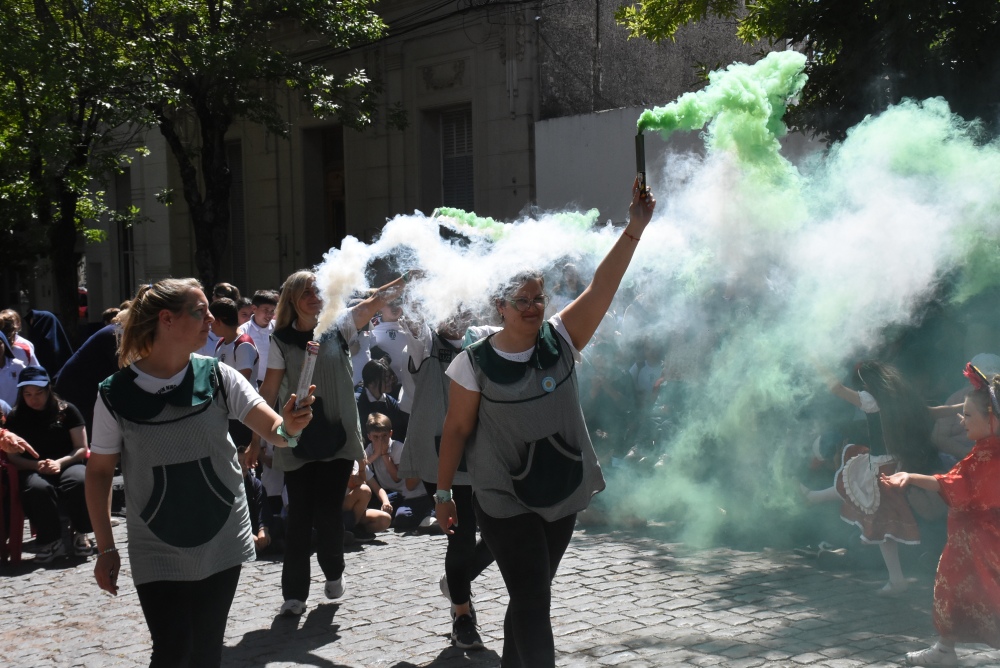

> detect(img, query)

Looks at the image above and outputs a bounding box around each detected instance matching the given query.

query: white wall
[534,106,704,224]
[535,106,822,224]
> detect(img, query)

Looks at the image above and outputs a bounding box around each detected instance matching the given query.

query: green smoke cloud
[435,206,602,242]
[608,61,1000,550]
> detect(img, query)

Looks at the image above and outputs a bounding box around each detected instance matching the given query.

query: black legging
[424,481,494,606]
[135,564,241,668]
[474,498,576,668]
[282,458,353,601]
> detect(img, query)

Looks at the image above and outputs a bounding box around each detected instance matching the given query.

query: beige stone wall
[538,1,768,119]
[93,1,770,300]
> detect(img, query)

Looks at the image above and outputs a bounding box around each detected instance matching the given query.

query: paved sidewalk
[1,522,998,667]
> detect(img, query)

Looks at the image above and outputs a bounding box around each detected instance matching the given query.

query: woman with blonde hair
[256,269,412,616]
[85,278,315,667]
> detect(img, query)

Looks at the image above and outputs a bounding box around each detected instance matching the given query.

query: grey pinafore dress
[464,323,605,521]
[98,356,255,585]
[398,328,471,485]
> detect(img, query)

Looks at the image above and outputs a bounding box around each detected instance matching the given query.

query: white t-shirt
[238,318,274,381]
[371,321,412,412]
[266,315,358,371]
[90,356,264,455]
[365,439,423,499]
[0,357,27,406]
[349,329,373,387]
[446,315,580,392]
[216,336,260,388]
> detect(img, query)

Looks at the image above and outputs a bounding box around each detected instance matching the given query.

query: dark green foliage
[616,0,1000,140]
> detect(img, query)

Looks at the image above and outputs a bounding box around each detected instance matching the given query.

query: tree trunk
[155,107,232,290]
[51,184,83,345]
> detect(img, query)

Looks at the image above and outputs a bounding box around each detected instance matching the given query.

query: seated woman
[5,366,91,563]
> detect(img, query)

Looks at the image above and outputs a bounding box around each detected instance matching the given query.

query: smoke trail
[637,50,806,177]
[312,53,1000,547]
[315,206,612,334]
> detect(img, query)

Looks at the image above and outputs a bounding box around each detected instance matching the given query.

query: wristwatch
[276,422,299,448]
[434,489,453,504]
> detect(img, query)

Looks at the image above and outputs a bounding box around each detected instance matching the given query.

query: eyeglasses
[507,295,549,312]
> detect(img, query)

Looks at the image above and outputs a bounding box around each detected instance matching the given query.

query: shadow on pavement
[222,602,351,667]
[389,645,501,667]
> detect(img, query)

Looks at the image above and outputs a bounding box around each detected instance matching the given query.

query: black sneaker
[451,614,484,650]
[352,528,377,542]
[34,538,67,564]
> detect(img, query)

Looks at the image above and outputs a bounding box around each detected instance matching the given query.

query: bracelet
[99,547,118,556]
[623,230,641,242]
[276,422,299,448]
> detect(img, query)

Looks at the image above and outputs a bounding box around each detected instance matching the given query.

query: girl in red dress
[884,362,1000,667]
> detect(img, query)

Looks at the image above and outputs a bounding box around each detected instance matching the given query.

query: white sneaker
[420,513,437,529]
[279,599,306,616]
[905,643,958,667]
[325,576,345,599]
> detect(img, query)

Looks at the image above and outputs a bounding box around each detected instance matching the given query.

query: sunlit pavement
[2,521,998,667]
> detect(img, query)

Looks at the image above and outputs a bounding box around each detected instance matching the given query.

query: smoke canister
[635,132,647,197]
[295,341,320,409]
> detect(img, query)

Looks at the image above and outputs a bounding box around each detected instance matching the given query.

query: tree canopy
[615,0,1000,140]
[0,0,147,334]
[119,0,386,287]
[0,0,387,327]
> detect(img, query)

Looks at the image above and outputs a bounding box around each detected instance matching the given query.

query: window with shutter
[441,107,474,211]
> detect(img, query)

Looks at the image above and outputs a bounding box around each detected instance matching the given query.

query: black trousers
[281,458,353,601]
[424,481,494,606]
[20,462,90,544]
[475,498,576,668]
[134,564,241,668]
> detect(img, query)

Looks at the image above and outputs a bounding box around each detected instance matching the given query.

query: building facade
[79,0,762,319]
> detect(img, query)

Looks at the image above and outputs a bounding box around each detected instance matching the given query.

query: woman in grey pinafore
[256,269,411,617]
[435,180,656,667]
[85,279,315,667]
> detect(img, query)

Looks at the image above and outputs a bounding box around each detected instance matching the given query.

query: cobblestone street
[2,521,998,667]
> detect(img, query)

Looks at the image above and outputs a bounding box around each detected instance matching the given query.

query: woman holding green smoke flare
[435,178,656,667]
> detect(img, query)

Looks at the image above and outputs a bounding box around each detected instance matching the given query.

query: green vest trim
[99,356,223,424]
[468,322,562,384]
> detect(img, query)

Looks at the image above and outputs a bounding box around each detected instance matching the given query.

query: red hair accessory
[965,362,988,391]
